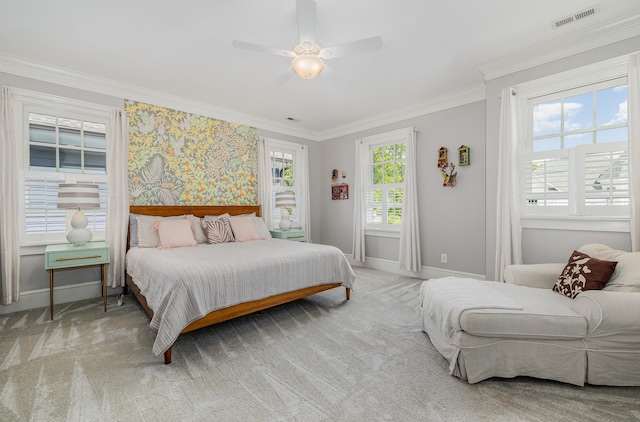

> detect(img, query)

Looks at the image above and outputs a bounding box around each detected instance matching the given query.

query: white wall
[484,36,640,280]
[317,101,486,277]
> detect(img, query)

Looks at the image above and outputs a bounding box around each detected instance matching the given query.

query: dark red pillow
[552,250,617,299]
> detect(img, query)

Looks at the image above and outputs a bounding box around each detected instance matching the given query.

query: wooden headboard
[127,205,262,250]
[129,205,261,218]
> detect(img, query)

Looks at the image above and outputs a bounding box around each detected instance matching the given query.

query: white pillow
[253,217,272,239]
[603,252,640,292]
[578,243,627,261]
[186,215,207,244]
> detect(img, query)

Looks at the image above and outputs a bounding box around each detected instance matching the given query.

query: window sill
[521,216,629,232]
[365,229,401,239]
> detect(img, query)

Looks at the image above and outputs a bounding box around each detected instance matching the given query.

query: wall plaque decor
[437,147,448,168]
[458,145,470,166]
[441,163,457,187]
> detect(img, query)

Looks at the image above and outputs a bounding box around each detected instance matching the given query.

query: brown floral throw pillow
[553,250,617,299]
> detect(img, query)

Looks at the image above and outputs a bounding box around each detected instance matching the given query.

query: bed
[125,205,355,364]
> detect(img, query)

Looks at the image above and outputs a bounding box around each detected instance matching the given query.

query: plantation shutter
[579,141,629,215]
[522,151,570,212]
[24,177,66,241]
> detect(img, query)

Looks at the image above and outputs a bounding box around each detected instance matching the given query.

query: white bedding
[126,239,355,356]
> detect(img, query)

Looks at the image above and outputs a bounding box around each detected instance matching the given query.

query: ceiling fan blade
[231,40,295,58]
[319,36,383,59]
[296,0,316,45]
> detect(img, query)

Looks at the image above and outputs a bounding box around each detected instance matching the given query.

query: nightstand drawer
[269,229,306,242]
[45,242,110,269]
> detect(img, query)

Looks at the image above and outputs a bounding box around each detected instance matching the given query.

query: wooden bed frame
[125,205,350,364]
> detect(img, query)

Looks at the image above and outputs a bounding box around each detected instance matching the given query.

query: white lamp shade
[57,184,100,209]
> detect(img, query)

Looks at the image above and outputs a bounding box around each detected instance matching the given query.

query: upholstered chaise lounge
[420,244,640,386]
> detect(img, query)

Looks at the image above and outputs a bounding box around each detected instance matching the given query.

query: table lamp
[275,191,296,231]
[57,183,100,246]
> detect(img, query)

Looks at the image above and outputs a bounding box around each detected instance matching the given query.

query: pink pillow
[152,218,197,249]
[229,216,261,242]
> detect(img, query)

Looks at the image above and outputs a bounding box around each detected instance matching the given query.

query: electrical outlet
[440,253,448,264]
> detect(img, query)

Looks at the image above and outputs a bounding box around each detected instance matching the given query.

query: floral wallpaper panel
[125,100,258,206]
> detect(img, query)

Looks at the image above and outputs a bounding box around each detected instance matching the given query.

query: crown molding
[313,84,486,141]
[0,52,486,142]
[0,52,316,140]
[478,13,640,81]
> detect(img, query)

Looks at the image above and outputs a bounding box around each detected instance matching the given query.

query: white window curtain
[495,87,523,282]
[258,136,274,229]
[629,52,640,252]
[106,109,129,287]
[299,144,311,242]
[352,138,366,262]
[0,86,20,305]
[399,128,421,272]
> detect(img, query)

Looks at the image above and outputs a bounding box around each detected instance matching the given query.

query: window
[15,91,111,245]
[518,58,629,227]
[268,140,306,230]
[361,130,408,233]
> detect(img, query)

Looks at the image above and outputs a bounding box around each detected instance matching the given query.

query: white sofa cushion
[603,252,640,292]
[504,263,565,289]
[577,243,640,292]
[459,282,587,339]
[578,243,627,261]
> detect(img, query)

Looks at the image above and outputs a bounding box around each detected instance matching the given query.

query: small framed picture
[332,184,349,200]
[458,145,470,166]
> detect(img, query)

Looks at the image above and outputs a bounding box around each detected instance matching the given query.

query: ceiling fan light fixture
[291,54,324,79]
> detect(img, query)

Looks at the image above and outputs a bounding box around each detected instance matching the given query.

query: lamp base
[67,228,93,246]
[279,219,292,231]
[67,210,93,246]
[279,208,292,231]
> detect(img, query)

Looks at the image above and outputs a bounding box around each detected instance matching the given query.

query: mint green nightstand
[44,241,110,320]
[269,229,307,242]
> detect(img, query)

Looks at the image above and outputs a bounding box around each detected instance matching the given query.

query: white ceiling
[1,0,639,140]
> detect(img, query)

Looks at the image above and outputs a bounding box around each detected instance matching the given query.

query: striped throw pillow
[202,214,234,244]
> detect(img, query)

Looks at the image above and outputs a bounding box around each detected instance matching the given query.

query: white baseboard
[345,254,485,280]
[0,280,122,315]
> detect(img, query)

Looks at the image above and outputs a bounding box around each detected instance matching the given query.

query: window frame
[268,139,307,231]
[515,56,631,232]
[13,89,112,249]
[361,128,410,237]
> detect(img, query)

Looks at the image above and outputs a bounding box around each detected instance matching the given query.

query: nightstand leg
[49,269,54,321]
[102,264,107,312]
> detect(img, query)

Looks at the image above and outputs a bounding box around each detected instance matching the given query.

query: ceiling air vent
[551,5,600,29]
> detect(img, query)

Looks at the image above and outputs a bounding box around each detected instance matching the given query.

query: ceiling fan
[231,0,383,80]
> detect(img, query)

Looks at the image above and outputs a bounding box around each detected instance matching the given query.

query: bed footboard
[126,273,349,364]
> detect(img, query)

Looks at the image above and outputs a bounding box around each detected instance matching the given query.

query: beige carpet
[1,267,639,421]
